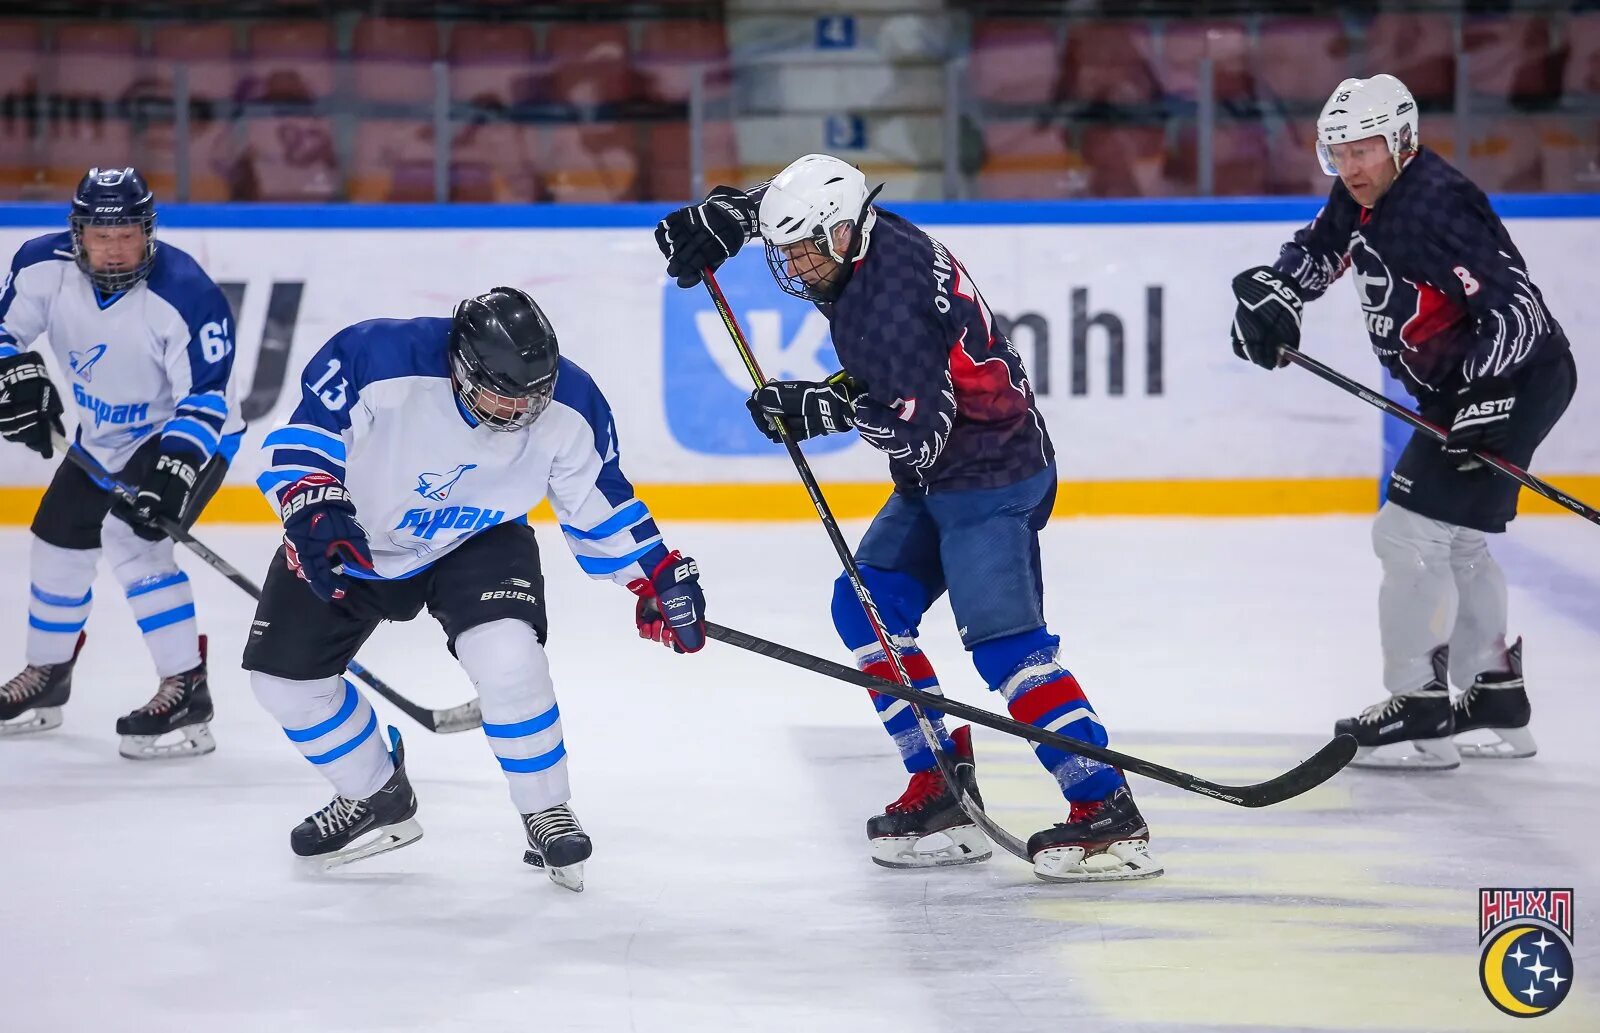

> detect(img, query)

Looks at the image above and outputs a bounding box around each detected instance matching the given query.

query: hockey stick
[51,434,483,734]
[702,270,1033,861]
[708,621,1357,807]
[1280,348,1600,526]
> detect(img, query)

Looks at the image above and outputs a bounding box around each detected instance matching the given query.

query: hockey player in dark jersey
[1229,74,1576,769]
[657,154,1161,882]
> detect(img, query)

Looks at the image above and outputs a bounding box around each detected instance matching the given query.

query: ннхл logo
[1479,887,1574,1019]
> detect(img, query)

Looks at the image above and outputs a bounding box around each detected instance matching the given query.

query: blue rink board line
[0,194,1596,229]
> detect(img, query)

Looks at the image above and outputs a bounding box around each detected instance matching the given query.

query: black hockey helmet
[70,166,157,294]
[448,286,559,432]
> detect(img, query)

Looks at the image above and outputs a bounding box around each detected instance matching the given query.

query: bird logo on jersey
[67,343,109,382]
[415,463,477,502]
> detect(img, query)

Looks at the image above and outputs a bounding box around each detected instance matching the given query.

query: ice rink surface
[2,514,1597,1033]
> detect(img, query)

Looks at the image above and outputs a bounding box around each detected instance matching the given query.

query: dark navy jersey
[822,208,1053,494]
[1275,147,1568,397]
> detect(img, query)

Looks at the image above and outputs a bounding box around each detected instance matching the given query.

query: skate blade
[1033,839,1164,884]
[1456,726,1537,760]
[0,707,63,736]
[522,851,586,892]
[118,723,216,761]
[1350,737,1460,771]
[869,825,993,870]
[312,818,424,871]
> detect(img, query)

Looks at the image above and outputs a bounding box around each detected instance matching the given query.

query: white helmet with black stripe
[757,153,880,302]
[1316,74,1419,176]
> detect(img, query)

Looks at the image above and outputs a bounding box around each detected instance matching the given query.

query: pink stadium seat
[642,120,740,201]
[247,22,336,102]
[39,117,135,195]
[1564,14,1600,97]
[1061,22,1159,105]
[449,22,541,106]
[1166,123,1267,196]
[1465,117,1543,193]
[542,123,641,202]
[1536,116,1599,192]
[1256,18,1350,105]
[235,116,339,201]
[135,117,234,202]
[975,121,1087,199]
[151,24,238,104]
[969,20,1060,106]
[450,122,541,202]
[1079,125,1168,197]
[353,18,440,106]
[350,119,438,202]
[637,20,731,104]
[1264,119,1330,195]
[0,20,43,101]
[545,24,634,107]
[0,118,38,200]
[55,24,141,107]
[1362,14,1454,103]
[1160,21,1252,103]
[1465,16,1555,101]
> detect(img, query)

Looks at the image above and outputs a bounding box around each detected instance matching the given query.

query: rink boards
[0,196,1594,521]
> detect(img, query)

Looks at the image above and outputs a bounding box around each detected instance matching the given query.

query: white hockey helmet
[1315,74,1419,176]
[758,153,880,301]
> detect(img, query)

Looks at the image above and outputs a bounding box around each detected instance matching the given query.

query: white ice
[2,515,1598,1033]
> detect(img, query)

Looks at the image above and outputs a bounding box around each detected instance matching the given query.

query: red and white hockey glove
[279,473,373,603]
[628,550,706,653]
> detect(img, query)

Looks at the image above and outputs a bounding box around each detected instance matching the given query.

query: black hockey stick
[1280,348,1600,526]
[702,270,1033,861]
[708,622,1357,807]
[52,434,483,734]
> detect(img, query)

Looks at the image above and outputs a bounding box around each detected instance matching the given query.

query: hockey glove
[0,352,64,460]
[746,372,863,445]
[1444,378,1516,472]
[112,447,200,542]
[1230,266,1305,370]
[629,550,706,654]
[279,473,374,603]
[654,186,758,288]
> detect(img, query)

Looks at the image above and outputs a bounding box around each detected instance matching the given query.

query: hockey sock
[252,671,394,800]
[456,619,569,814]
[1447,526,1512,684]
[974,629,1122,802]
[1373,503,1457,693]
[26,537,97,665]
[105,521,200,677]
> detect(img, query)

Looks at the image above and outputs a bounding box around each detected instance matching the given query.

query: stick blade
[1229,733,1358,808]
[428,701,484,735]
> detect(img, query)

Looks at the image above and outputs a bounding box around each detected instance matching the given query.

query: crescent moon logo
[1480,923,1575,1018]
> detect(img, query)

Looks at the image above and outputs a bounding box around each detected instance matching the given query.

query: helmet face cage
[450,348,554,432]
[70,167,157,294]
[765,223,852,303]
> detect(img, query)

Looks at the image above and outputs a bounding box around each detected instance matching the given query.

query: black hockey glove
[279,473,374,603]
[745,372,864,444]
[0,352,64,460]
[1230,266,1305,370]
[112,447,200,542]
[630,550,706,654]
[655,186,758,288]
[1444,378,1516,472]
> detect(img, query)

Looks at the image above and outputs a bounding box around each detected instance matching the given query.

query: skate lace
[1066,798,1107,824]
[311,797,368,837]
[1456,685,1481,716]
[1357,696,1405,725]
[886,768,946,814]
[135,673,191,716]
[0,665,48,704]
[524,805,580,846]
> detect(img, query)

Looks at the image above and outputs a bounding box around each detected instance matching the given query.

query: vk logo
[661,259,851,455]
[68,343,108,381]
[416,463,476,501]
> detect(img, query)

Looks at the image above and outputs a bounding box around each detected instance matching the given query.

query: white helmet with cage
[758,153,880,301]
[1315,74,1419,175]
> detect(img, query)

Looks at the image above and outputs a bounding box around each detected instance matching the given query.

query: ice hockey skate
[522,803,592,892]
[1337,647,1459,770]
[0,632,84,736]
[115,635,215,760]
[1028,783,1163,883]
[291,726,422,869]
[1454,638,1536,759]
[866,724,992,869]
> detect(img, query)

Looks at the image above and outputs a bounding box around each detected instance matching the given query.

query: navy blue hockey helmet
[448,286,560,432]
[70,167,157,294]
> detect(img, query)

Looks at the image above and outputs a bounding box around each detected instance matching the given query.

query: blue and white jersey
[257,317,669,584]
[0,231,243,471]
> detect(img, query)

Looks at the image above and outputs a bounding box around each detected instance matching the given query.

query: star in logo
[1521,980,1543,1002]
[1547,970,1567,991]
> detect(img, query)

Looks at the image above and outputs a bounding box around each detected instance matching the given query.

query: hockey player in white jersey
[242,286,707,891]
[0,168,243,759]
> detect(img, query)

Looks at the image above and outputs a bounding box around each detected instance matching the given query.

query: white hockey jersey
[257,317,670,584]
[0,231,243,471]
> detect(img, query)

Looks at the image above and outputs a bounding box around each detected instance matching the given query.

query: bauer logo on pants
[1478,887,1574,1019]
[660,259,852,456]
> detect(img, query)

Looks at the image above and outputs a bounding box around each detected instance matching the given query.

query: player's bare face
[1327,136,1400,208]
[81,225,145,274]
